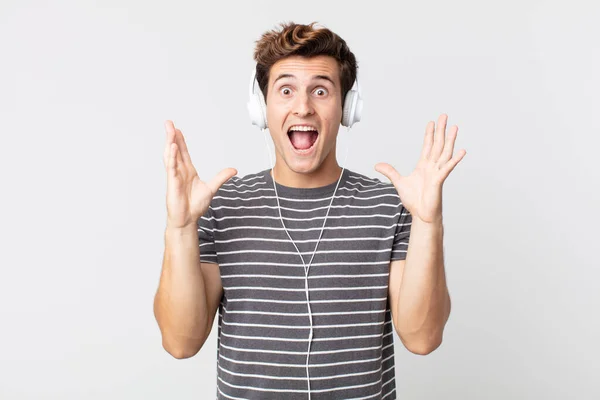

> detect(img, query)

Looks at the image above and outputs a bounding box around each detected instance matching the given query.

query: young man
[154,22,466,399]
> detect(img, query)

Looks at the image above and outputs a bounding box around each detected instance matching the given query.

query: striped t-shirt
[197,168,412,399]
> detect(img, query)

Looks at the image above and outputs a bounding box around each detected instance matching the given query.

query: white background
[1,0,598,398]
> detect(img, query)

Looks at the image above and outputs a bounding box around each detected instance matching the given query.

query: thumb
[374,162,402,183]
[208,167,238,194]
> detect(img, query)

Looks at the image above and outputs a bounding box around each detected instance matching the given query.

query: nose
[292,91,315,117]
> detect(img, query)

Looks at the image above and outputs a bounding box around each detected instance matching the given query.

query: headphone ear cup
[247,95,265,129]
[257,90,267,128]
[342,90,357,127]
[341,88,363,128]
[248,93,268,129]
[247,74,268,130]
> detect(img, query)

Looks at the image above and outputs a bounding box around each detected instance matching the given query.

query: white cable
[261,127,353,399]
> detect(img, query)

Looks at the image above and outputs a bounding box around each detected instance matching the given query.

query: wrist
[412,215,444,230]
[165,222,197,236]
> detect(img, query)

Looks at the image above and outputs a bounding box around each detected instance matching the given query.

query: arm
[153,223,223,359]
[388,217,451,355]
[378,114,466,355]
[156,120,235,359]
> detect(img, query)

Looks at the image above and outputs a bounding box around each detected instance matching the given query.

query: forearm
[396,217,451,351]
[154,223,209,357]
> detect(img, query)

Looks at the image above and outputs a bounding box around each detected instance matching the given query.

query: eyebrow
[272,73,336,87]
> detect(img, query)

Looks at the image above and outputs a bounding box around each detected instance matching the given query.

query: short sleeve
[197,206,218,264]
[390,202,412,261]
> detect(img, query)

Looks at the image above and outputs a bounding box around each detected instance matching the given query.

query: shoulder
[345,169,390,187]
[342,169,405,217]
[211,169,272,203]
[344,169,398,196]
[220,169,268,189]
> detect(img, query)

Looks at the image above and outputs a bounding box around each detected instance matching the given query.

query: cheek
[321,110,341,129]
[322,103,342,124]
[266,103,290,124]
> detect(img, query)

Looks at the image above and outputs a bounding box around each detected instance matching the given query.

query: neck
[271,155,343,188]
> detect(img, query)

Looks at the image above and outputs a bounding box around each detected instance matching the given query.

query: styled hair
[253,21,358,106]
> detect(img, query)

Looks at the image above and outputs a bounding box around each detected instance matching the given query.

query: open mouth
[287,126,319,152]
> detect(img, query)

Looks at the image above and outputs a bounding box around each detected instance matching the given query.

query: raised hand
[164,120,237,229]
[375,114,466,224]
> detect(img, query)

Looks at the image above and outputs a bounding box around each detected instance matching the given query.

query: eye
[280,87,292,96]
[314,88,328,96]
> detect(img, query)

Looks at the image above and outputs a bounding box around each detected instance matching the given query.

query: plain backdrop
[1,0,598,399]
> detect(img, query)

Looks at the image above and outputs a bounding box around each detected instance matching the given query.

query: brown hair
[253,21,358,106]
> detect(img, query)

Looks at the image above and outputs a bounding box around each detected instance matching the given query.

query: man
[154,21,466,399]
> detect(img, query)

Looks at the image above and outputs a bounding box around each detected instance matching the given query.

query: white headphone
[247,66,363,129]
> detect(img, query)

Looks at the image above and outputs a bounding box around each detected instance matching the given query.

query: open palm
[375,114,466,224]
[164,120,237,229]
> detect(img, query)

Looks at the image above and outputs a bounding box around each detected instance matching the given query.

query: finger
[174,128,194,167]
[374,162,402,183]
[167,142,178,179]
[420,121,435,160]
[440,149,466,179]
[164,120,176,168]
[207,168,238,194]
[430,114,448,161]
[438,125,458,166]
[175,140,185,173]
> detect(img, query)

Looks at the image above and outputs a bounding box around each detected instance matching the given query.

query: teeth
[289,126,317,132]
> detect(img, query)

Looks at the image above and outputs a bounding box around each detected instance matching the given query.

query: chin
[283,158,321,175]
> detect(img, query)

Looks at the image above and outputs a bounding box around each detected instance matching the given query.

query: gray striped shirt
[197,168,412,399]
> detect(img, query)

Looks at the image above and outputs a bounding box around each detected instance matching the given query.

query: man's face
[265,55,343,176]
